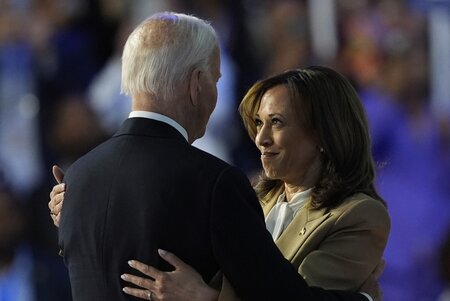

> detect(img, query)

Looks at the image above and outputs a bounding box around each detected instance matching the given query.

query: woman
[120,66,390,300]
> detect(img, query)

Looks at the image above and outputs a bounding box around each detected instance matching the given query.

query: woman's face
[254,85,322,187]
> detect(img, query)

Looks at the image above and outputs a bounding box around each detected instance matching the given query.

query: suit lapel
[276,204,331,261]
[262,190,333,261]
[261,195,279,217]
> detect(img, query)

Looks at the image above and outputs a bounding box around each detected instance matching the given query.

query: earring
[319,147,324,153]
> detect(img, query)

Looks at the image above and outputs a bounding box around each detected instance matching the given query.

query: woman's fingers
[158,249,187,270]
[122,286,155,300]
[48,165,66,225]
[121,273,156,290]
[128,260,162,280]
[52,213,61,227]
[121,262,160,300]
[52,165,65,184]
[49,184,65,205]
[49,183,65,227]
[49,190,64,215]
[54,198,64,214]
[122,253,215,301]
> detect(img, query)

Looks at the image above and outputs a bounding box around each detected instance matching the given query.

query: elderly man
[50,12,380,301]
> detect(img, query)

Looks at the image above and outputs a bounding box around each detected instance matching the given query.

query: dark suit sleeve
[210,167,369,301]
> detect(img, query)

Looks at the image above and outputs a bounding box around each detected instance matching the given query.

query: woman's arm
[121,249,219,301]
[121,250,383,301]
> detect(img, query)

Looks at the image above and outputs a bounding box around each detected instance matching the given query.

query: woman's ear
[189,68,202,106]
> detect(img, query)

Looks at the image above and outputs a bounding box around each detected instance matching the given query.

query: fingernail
[62,183,66,189]
[123,287,129,293]
[158,249,167,256]
[128,260,134,266]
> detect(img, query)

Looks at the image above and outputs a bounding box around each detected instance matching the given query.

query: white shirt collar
[128,111,188,141]
[265,188,313,241]
[278,188,313,213]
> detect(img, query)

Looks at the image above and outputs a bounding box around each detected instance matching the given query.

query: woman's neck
[284,183,312,202]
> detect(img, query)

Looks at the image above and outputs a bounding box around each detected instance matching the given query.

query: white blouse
[265,188,312,241]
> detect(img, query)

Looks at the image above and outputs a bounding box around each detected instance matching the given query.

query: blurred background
[0,0,449,300]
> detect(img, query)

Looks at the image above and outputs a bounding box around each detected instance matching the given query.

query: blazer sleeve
[210,167,370,301]
[299,199,390,291]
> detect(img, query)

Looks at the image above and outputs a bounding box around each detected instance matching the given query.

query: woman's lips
[261,151,278,159]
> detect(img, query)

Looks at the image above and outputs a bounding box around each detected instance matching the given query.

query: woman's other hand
[121,249,219,301]
[48,165,65,227]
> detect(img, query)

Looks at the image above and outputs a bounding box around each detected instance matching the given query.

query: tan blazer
[262,191,390,290]
[217,191,390,300]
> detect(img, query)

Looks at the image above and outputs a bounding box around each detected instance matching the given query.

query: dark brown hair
[239,66,385,209]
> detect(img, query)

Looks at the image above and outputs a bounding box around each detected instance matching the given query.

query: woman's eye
[272,118,281,125]
[255,118,262,126]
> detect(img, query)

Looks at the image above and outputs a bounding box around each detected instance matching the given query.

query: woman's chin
[264,170,280,180]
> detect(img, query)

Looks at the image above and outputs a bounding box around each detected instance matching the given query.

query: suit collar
[128,111,188,141]
[114,117,188,143]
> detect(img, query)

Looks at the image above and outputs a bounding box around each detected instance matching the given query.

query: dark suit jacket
[59,117,368,301]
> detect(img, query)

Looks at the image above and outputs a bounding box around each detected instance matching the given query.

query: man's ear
[189,68,202,106]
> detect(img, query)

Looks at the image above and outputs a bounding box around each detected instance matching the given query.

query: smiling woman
[239,67,382,211]
[253,84,321,194]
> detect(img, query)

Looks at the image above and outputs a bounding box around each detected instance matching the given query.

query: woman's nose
[255,125,272,147]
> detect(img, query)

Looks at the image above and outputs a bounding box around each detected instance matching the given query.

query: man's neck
[129,111,189,142]
[131,94,194,143]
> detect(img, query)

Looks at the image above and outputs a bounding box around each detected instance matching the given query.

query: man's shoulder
[188,145,230,167]
[63,138,115,177]
[184,146,253,190]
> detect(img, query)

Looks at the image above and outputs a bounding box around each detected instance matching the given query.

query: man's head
[121,12,221,143]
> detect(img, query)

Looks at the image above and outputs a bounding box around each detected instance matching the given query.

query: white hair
[121,12,218,101]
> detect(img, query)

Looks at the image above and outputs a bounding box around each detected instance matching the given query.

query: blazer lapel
[275,202,331,261]
[261,185,285,216]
